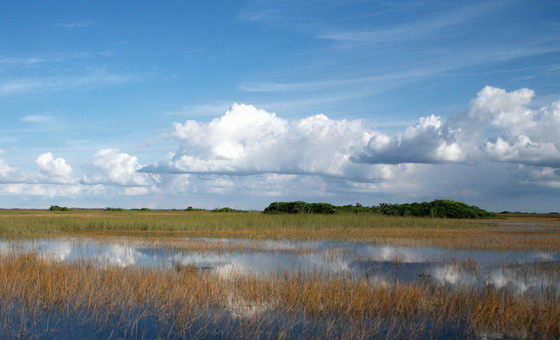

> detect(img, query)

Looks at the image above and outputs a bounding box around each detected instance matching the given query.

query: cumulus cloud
[139,88,560,198]
[0,151,74,186]
[357,115,467,164]
[0,152,76,185]
[36,153,74,183]
[0,152,18,183]
[143,103,406,182]
[134,86,560,207]
[480,100,560,167]
[81,149,157,187]
[358,86,560,169]
[0,149,162,200]
[484,136,560,168]
[1,86,560,208]
[455,86,560,167]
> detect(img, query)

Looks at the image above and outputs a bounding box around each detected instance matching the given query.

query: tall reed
[0,254,557,338]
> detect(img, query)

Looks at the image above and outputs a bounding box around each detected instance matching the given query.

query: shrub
[49,205,70,212]
[264,201,336,214]
[263,200,493,218]
[212,207,245,213]
[376,200,494,219]
[335,204,378,214]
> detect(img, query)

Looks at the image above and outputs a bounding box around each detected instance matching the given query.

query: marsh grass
[0,254,558,338]
[0,211,558,337]
[0,210,558,251]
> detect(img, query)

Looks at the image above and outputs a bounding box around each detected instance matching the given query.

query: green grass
[0,210,483,236]
[0,210,558,250]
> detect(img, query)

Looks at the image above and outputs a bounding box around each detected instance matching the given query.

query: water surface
[2,237,558,293]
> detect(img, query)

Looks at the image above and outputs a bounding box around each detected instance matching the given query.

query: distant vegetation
[264,200,495,219]
[264,201,337,214]
[375,200,495,219]
[186,206,206,212]
[48,200,495,218]
[49,205,70,212]
[211,207,247,213]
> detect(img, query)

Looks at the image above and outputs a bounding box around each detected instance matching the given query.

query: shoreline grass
[0,210,558,251]
[0,254,558,339]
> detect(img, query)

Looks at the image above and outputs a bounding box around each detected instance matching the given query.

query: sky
[1,0,559,211]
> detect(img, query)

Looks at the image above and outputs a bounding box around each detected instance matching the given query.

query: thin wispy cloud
[239,40,560,98]
[233,0,559,110]
[240,68,443,93]
[319,2,503,46]
[0,51,114,68]
[0,70,134,96]
[21,115,52,123]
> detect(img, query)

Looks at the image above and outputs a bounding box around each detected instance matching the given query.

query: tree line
[263,200,495,218]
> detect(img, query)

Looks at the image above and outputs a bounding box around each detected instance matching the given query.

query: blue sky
[1,0,560,211]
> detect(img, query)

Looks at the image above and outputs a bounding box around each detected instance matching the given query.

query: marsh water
[2,237,559,293]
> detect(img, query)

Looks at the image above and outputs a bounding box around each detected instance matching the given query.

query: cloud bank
[0,86,559,210]
[143,103,406,182]
[144,86,560,178]
[358,86,560,168]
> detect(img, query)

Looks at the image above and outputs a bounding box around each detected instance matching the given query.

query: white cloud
[478,99,560,167]
[319,2,500,46]
[484,136,560,168]
[0,70,132,96]
[0,152,18,183]
[21,115,52,123]
[1,86,560,209]
[456,86,536,129]
[0,51,113,69]
[358,86,560,169]
[140,88,560,200]
[0,183,97,197]
[81,149,157,187]
[36,153,74,182]
[144,103,406,182]
[0,150,159,199]
[121,186,151,196]
[358,115,467,164]
[155,174,192,194]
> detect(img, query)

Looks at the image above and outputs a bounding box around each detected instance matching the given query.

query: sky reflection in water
[1,237,558,293]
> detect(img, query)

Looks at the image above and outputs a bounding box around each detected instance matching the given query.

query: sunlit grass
[0,254,557,338]
[0,210,558,250]
[0,211,558,337]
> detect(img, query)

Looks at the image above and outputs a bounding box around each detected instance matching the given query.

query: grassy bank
[0,254,558,339]
[0,210,558,250]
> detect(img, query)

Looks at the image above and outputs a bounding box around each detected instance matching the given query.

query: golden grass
[0,254,557,338]
[0,210,557,337]
[0,210,558,250]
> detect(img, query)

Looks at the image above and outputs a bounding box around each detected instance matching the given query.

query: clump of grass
[174,263,199,273]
